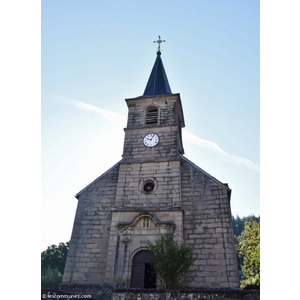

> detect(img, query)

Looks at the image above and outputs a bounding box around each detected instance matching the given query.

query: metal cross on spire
[153,35,166,53]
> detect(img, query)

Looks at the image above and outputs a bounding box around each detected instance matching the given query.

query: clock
[143,133,159,147]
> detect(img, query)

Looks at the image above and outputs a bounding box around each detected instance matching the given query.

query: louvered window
[146,107,158,124]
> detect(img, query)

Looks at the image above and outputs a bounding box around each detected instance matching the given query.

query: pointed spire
[142,36,172,97]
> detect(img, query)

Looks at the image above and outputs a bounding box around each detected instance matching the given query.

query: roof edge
[180,155,231,191]
[75,161,120,199]
[125,93,180,101]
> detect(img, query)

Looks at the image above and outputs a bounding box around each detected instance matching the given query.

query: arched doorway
[131,250,156,288]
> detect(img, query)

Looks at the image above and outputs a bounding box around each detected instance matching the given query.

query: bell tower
[121,51,185,164]
[113,47,186,212]
[103,40,186,287]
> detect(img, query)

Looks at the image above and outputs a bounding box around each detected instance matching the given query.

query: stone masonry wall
[180,158,239,288]
[113,289,260,300]
[61,164,119,287]
[122,126,179,163]
[115,161,181,210]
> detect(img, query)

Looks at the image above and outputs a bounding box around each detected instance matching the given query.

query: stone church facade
[60,47,239,296]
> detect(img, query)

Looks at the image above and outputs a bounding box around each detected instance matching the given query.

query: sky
[41,0,260,251]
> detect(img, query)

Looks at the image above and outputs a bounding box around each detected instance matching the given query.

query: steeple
[143,36,172,97]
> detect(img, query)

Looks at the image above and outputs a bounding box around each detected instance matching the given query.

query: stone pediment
[117,213,175,238]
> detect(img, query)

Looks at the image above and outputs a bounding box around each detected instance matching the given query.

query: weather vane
[153,35,166,53]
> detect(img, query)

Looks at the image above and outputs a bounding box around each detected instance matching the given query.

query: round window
[140,178,157,194]
[143,181,155,193]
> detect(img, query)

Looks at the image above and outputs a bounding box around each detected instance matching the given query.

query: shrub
[41,266,63,289]
[147,235,195,289]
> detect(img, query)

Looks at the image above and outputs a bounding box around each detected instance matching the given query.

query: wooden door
[131,250,156,288]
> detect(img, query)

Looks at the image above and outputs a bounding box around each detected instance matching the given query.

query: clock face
[143,133,159,148]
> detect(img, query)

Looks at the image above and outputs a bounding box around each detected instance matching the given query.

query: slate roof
[142,51,172,97]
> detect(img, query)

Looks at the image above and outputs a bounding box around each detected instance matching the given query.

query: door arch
[131,250,156,288]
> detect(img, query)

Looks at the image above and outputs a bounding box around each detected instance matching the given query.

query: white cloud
[183,130,260,172]
[56,94,127,124]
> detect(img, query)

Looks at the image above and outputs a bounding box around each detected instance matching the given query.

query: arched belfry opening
[131,250,156,288]
[146,106,159,125]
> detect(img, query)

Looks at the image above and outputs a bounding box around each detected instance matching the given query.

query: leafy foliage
[147,235,195,289]
[41,242,69,274]
[232,215,260,272]
[41,266,63,289]
[232,215,245,237]
[232,215,260,237]
[41,242,69,289]
[236,218,260,289]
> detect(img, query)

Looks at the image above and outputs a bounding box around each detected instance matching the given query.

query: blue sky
[41,0,260,250]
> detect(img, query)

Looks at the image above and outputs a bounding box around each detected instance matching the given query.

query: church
[60,37,239,296]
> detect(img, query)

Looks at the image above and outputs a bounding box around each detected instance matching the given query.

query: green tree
[41,242,69,274]
[41,266,63,289]
[232,215,245,237]
[232,215,260,273]
[236,218,260,289]
[232,215,260,237]
[41,242,69,289]
[147,235,194,289]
